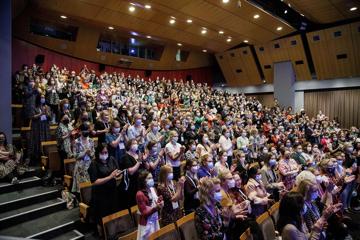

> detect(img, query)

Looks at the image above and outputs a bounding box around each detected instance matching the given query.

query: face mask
[64,103,69,109]
[172,137,178,143]
[203,137,209,143]
[297,149,303,153]
[113,127,120,134]
[191,166,198,173]
[131,144,138,152]
[348,147,354,152]
[207,162,214,169]
[286,143,292,147]
[0,139,5,145]
[214,191,223,202]
[269,159,277,167]
[263,149,268,154]
[242,146,248,152]
[310,191,318,201]
[301,204,308,215]
[225,133,230,138]
[191,125,196,130]
[327,167,335,174]
[146,179,154,188]
[135,119,142,125]
[255,174,262,182]
[227,179,236,189]
[40,98,46,104]
[242,133,247,137]
[152,127,158,132]
[63,119,70,125]
[337,160,343,167]
[315,175,323,184]
[165,124,170,130]
[167,173,174,181]
[99,154,108,161]
[307,147,312,152]
[82,131,89,137]
[191,145,196,151]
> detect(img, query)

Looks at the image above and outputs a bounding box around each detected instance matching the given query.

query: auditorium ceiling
[286,0,360,24]
[24,0,296,52]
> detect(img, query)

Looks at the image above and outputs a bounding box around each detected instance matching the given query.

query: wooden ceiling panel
[287,0,360,24]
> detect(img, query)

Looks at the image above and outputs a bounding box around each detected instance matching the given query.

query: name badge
[194,192,199,199]
[172,201,179,210]
[119,142,125,149]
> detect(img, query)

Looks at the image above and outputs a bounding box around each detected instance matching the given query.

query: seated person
[0,132,19,184]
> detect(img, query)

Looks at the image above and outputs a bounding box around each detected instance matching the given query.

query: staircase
[0,169,85,240]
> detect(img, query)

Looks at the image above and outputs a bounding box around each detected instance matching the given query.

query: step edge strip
[70,230,85,240]
[0,177,41,189]
[0,189,59,206]
[0,199,66,222]
[26,221,75,239]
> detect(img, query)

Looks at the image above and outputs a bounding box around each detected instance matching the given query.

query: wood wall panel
[255,34,311,82]
[216,47,261,87]
[307,22,360,80]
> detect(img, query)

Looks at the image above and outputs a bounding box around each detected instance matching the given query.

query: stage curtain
[304,89,360,129]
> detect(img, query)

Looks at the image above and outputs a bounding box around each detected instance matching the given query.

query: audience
[10,63,360,239]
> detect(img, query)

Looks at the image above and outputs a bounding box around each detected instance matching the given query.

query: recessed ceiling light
[219,30,224,34]
[253,14,260,19]
[222,0,230,3]
[276,26,283,31]
[177,43,182,46]
[129,6,136,12]
[300,13,305,17]
[60,15,67,19]
[186,19,193,23]
[146,35,151,38]
[144,4,151,9]
[243,40,249,43]
[226,38,232,42]
[108,26,114,30]
[202,49,207,52]
[350,7,358,11]
[284,10,288,14]
[201,28,207,34]
[169,19,176,24]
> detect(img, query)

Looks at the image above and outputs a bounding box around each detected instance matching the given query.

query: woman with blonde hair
[195,177,231,240]
[156,165,185,226]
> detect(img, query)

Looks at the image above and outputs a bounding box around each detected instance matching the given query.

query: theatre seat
[79,181,92,222]
[148,223,181,240]
[256,212,276,240]
[41,141,61,171]
[102,209,136,240]
[176,212,198,240]
[118,230,138,240]
[130,205,139,226]
[268,202,280,228]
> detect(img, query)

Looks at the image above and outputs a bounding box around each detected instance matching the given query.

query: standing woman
[136,170,164,240]
[184,160,200,214]
[88,144,122,236]
[156,165,185,226]
[118,139,143,210]
[195,177,231,240]
[28,94,51,164]
[72,122,95,194]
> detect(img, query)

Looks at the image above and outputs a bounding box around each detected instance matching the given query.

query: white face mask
[167,173,174,181]
[255,174,262,182]
[146,179,154,188]
[99,154,108,161]
[214,191,222,202]
[227,179,235,189]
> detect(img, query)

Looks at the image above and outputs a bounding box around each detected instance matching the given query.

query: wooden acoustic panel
[216,47,261,87]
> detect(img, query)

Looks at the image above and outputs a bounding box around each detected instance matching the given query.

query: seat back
[64,158,76,189]
[102,209,136,240]
[41,141,61,171]
[256,212,276,240]
[176,212,198,240]
[240,228,253,240]
[118,230,138,240]
[79,181,92,205]
[130,205,139,226]
[149,223,181,240]
[268,202,280,228]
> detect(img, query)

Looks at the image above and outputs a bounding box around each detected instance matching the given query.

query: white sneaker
[11,177,19,184]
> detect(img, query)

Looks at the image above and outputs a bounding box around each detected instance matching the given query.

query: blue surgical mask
[167,173,174,181]
[146,179,154,188]
[269,159,277,167]
[214,191,222,202]
[207,162,214,169]
[310,191,318,201]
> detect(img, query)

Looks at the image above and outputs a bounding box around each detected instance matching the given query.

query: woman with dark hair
[0,132,19,184]
[72,122,95,193]
[118,139,144,210]
[88,144,122,235]
[278,192,339,240]
[136,170,164,240]
[28,94,51,164]
[184,160,200,214]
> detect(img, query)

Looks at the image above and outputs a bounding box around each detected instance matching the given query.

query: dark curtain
[304,88,360,129]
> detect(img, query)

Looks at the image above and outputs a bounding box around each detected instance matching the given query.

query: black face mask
[0,139,5,145]
[63,119,70,125]
[82,131,89,137]
[81,117,89,122]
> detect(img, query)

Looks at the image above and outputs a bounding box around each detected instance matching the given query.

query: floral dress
[71,137,94,193]
[0,144,16,179]
[56,122,73,158]
[195,204,225,240]
[156,182,182,226]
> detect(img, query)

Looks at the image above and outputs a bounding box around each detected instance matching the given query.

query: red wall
[12,39,213,85]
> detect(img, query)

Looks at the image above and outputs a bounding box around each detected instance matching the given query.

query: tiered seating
[102,209,137,240]
[176,212,198,240]
[148,223,180,240]
[79,181,92,222]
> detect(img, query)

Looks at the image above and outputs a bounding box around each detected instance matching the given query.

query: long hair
[0,132,8,147]
[277,191,304,234]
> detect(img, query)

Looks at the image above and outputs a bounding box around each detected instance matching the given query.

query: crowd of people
[3,63,360,239]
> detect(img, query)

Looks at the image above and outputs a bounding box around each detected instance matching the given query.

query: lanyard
[186,173,197,188]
